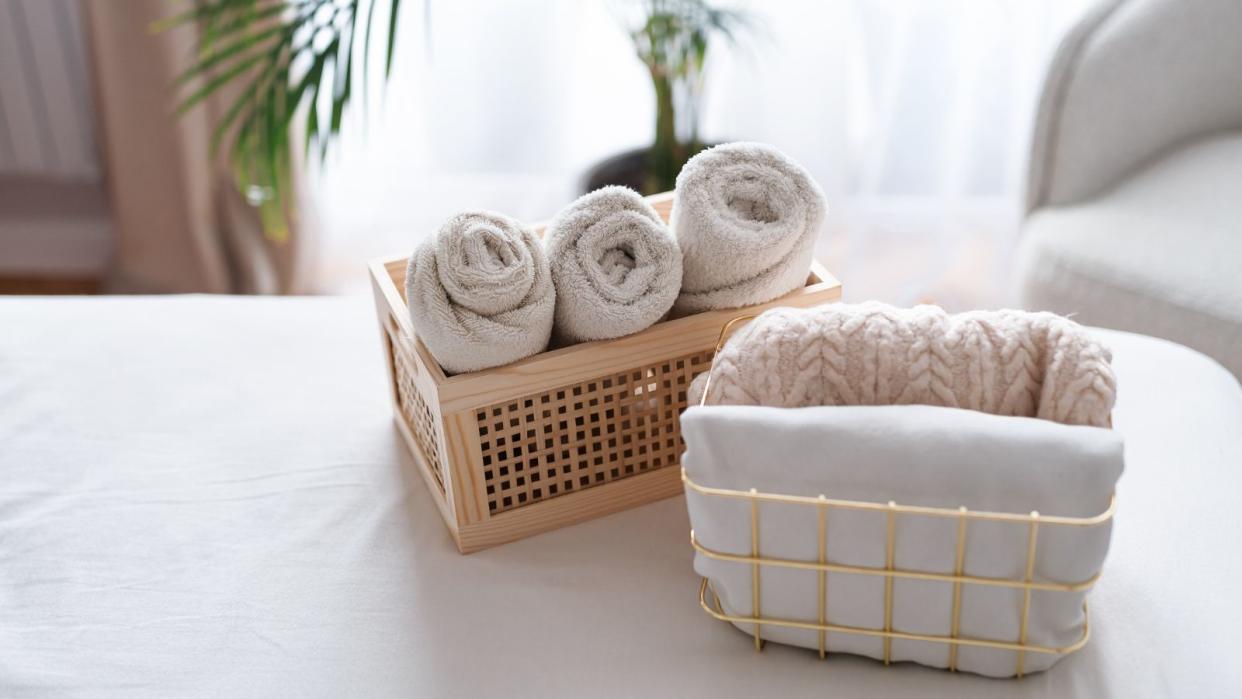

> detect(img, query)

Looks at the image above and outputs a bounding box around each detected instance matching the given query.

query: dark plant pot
[580,143,720,195]
[580,147,651,195]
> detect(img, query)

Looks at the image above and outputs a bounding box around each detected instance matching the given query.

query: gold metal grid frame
[686,315,1117,677]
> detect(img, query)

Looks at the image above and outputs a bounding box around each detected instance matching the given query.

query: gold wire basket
[684,315,1117,678]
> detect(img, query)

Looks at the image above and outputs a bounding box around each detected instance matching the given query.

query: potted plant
[162,0,406,238]
[165,0,748,236]
[583,0,751,194]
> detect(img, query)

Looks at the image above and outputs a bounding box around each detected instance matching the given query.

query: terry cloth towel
[405,211,555,374]
[671,142,826,315]
[544,186,683,344]
[681,403,1123,677]
[690,302,1116,427]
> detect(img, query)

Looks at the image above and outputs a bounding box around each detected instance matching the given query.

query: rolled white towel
[671,142,827,315]
[545,186,683,344]
[405,211,555,374]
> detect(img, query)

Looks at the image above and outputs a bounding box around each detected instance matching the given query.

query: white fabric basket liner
[681,403,1123,678]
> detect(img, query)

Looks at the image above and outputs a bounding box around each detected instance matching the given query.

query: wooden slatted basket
[368,192,843,552]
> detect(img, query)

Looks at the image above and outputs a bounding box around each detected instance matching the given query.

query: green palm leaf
[159,0,410,240]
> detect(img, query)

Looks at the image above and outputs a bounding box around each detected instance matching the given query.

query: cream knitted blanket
[690,303,1116,427]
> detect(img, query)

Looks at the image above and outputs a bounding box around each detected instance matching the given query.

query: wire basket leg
[883,502,896,665]
[948,506,968,671]
[750,490,763,651]
[1016,513,1041,677]
[817,496,828,659]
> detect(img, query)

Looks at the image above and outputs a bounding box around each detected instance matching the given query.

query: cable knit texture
[544,186,682,345]
[689,303,1116,427]
[671,142,826,315]
[406,211,554,374]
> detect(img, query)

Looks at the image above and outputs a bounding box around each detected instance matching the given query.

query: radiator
[0,0,99,181]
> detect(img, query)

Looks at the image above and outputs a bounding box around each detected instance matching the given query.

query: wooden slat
[443,409,488,526]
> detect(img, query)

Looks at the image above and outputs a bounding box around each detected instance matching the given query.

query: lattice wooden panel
[477,349,714,514]
[392,337,447,497]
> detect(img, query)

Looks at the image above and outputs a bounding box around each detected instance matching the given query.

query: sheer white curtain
[311,0,1092,307]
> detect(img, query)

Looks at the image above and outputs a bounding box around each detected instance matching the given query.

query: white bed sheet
[1,295,1239,697]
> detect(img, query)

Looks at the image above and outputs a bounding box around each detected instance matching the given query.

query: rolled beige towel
[690,302,1116,427]
[671,142,826,315]
[545,186,682,344]
[405,211,555,374]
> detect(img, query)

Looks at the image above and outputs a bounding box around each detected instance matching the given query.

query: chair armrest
[1026,0,1242,213]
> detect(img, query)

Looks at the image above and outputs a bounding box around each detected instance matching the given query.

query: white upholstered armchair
[1017,0,1242,377]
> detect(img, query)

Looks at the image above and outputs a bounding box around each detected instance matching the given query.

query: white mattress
[1,295,1239,697]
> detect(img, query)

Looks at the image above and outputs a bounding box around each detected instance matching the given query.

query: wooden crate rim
[371,256,838,385]
[368,190,843,414]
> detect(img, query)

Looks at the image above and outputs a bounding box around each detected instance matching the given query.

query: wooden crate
[368,192,842,552]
